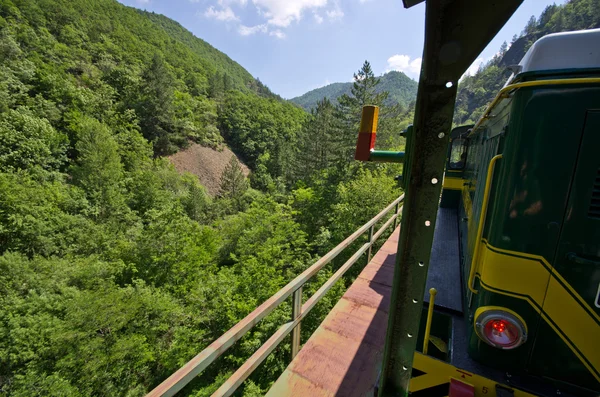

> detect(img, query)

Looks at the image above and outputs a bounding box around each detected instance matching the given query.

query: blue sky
[117,0,563,99]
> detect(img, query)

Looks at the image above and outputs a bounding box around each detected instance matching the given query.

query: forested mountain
[0,1,402,396]
[454,0,600,125]
[2,0,598,395]
[291,70,418,111]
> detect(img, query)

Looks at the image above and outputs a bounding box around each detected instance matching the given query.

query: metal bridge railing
[147,194,405,397]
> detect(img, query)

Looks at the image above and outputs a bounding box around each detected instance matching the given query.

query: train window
[449,138,468,170]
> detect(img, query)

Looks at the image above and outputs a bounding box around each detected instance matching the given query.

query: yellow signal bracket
[354,105,405,163]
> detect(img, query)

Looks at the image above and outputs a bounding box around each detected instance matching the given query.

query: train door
[528,111,600,391]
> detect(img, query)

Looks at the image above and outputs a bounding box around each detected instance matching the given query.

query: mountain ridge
[291,70,418,110]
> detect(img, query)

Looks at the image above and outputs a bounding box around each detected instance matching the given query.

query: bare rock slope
[169,143,250,196]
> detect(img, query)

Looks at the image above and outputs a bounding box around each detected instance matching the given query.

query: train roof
[518,28,600,74]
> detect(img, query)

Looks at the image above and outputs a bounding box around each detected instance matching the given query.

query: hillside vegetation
[291,70,418,111]
[0,1,402,396]
[1,0,597,395]
[454,0,600,125]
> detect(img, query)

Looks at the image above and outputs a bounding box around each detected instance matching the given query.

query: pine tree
[523,15,538,35]
[293,98,341,181]
[137,54,179,155]
[335,61,391,164]
[219,155,248,204]
[499,41,508,55]
[338,61,388,113]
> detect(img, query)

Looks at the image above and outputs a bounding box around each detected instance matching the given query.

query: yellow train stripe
[442,176,464,191]
[543,277,600,379]
[468,77,600,138]
[478,241,600,383]
[461,185,473,231]
[478,242,550,305]
[410,353,537,396]
[482,241,600,325]
[409,372,449,392]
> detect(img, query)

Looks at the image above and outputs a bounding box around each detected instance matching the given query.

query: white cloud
[269,29,286,39]
[326,8,343,21]
[137,0,150,4]
[201,0,342,39]
[252,0,328,27]
[204,6,239,21]
[218,0,248,5]
[386,54,422,78]
[238,23,268,35]
[326,0,343,21]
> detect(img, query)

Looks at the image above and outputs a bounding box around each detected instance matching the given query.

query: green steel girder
[379,0,523,395]
[370,150,406,163]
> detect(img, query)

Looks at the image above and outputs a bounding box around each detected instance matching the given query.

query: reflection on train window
[449,138,468,170]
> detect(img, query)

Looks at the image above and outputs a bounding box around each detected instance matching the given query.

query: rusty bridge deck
[266,228,399,396]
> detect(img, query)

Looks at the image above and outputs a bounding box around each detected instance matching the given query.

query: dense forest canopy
[0,0,598,395]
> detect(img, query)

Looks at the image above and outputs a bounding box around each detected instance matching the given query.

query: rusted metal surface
[266,228,400,397]
[146,195,404,397]
[214,238,383,396]
[373,213,398,242]
[379,1,523,395]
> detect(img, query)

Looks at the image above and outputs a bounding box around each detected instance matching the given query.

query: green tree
[335,61,392,164]
[71,117,125,219]
[137,54,181,155]
[219,156,249,206]
[338,61,389,113]
[0,108,68,174]
[293,97,342,181]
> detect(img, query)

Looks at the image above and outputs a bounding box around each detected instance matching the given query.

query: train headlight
[474,307,527,350]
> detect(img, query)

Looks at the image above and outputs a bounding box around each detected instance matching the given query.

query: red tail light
[475,309,527,350]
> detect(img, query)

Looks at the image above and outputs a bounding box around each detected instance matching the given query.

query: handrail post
[367,225,375,262]
[291,287,302,359]
[392,202,399,230]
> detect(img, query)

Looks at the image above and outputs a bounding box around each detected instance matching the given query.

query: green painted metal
[369,150,405,163]
[378,1,523,395]
[456,71,600,394]
[400,125,414,191]
[486,84,600,294]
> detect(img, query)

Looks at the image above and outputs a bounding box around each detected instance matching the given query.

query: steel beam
[379,0,523,395]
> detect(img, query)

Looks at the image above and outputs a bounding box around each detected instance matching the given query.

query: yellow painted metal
[478,241,600,383]
[410,352,538,396]
[461,185,473,226]
[422,288,437,355]
[469,77,600,137]
[428,336,448,354]
[442,176,464,191]
[360,105,379,133]
[468,154,502,294]
[480,242,600,324]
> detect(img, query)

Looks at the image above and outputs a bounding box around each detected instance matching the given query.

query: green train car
[439,29,600,396]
